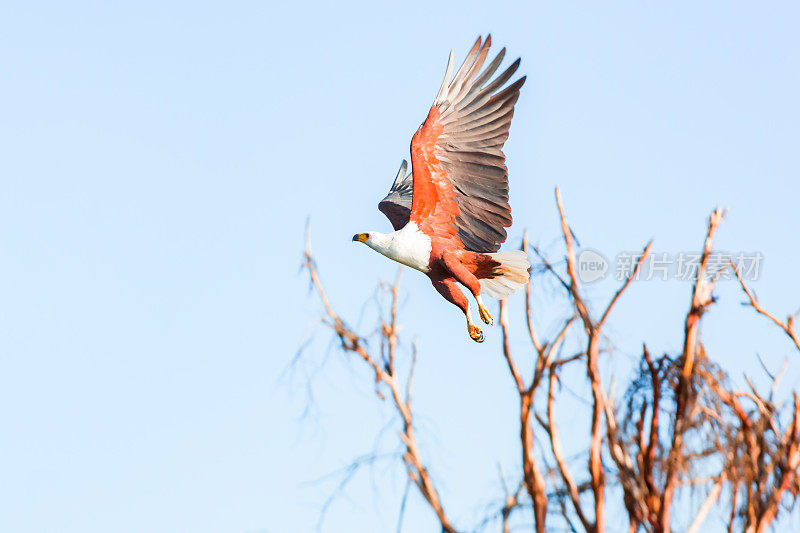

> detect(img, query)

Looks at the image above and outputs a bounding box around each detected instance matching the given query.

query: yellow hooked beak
[352,233,369,243]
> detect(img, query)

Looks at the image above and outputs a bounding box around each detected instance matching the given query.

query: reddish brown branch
[754,394,800,533]
[545,364,594,531]
[643,348,661,509]
[521,230,545,354]
[659,207,726,533]
[731,262,800,355]
[682,207,726,378]
[554,189,653,532]
[303,228,457,533]
[499,299,525,394]
[686,474,726,533]
[303,198,800,533]
[598,241,653,329]
[499,297,548,532]
[555,189,605,531]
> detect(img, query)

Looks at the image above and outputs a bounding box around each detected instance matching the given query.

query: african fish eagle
[353,35,529,343]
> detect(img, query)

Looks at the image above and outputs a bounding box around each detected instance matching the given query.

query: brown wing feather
[409,35,525,252]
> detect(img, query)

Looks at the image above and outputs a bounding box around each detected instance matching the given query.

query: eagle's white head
[352,224,432,273]
[352,231,390,251]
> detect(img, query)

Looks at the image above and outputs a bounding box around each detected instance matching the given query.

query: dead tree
[301,191,800,532]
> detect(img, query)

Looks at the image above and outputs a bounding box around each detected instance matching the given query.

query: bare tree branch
[659,207,726,533]
[303,227,458,533]
[544,364,593,531]
[686,474,726,533]
[302,199,800,533]
[731,261,800,354]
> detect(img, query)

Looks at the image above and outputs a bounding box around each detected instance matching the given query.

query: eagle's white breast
[374,222,432,273]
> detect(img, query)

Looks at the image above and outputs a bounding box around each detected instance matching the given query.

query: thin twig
[731,261,800,354]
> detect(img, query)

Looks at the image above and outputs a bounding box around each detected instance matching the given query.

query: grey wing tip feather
[389,159,407,188]
[435,50,456,104]
[379,160,414,231]
[389,159,412,192]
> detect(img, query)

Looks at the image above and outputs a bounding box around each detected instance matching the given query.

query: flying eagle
[353,35,529,343]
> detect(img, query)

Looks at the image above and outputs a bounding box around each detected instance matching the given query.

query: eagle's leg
[442,252,493,326]
[431,277,483,343]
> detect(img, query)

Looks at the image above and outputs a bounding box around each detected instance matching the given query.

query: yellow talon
[468,324,484,343]
[478,304,493,325]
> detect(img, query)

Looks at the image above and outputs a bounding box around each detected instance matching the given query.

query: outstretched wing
[409,35,525,252]
[378,160,413,231]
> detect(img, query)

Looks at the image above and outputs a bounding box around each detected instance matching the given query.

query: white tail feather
[479,250,531,300]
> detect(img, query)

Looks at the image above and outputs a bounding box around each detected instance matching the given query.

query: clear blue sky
[2,1,799,532]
